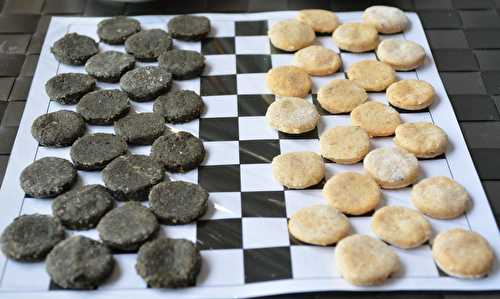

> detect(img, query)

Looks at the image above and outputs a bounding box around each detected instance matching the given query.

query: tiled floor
[0,0,498,298]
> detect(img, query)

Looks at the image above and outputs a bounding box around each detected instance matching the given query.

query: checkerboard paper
[0,11,499,298]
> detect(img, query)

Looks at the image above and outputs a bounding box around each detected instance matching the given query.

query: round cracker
[377,39,426,71]
[317,79,367,114]
[387,79,435,111]
[297,9,340,33]
[293,45,341,76]
[394,122,448,158]
[362,6,408,34]
[265,97,320,134]
[347,60,396,91]
[351,101,401,137]
[271,151,325,189]
[319,126,370,164]
[266,66,312,98]
[332,23,379,53]
[268,19,315,52]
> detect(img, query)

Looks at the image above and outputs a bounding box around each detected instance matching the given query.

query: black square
[241,191,286,217]
[236,55,272,74]
[278,130,319,140]
[235,20,268,36]
[196,219,242,250]
[239,140,280,164]
[199,117,239,141]
[200,75,237,96]
[198,165,241,192]
[481,71,500,95]
[244,247,292,283]
[238,94,275,116]
[433,49,478,71]
[201,37,235,55]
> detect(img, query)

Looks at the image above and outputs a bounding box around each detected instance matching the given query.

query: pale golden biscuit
[387,79,435,110]
[332,23,379,53]
[323,172,381,215]
[351,101,401,137]
[288,204,350,246]
[363,147,420,189]
[272,151,325,189]
[347,60,396,91]
[362,6,408,34]
[293,45,341,76]
[394,122,448,158]
[297,9,340,33]
[335,234,400,286]
[265,97,320,134]
[268,19,315,52]
[433,228,494,279]
[319,126,370,164]
[317,79,367,113]
[411,176,469,219]
[266,66,312,98]
[372,206,431,249]
[377,39,426,71]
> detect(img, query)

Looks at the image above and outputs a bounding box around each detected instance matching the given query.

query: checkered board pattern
[0,11,499,298]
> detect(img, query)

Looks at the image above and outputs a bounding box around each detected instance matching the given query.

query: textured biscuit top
[319,126,370,164]
[387,79,435,110]
[317,79,367,114]
[394,122,448,158]
[272,151,325,189]
[362,6,408,34]
[347,60,396,92]
[265,97,320,134]
[351,101,401,137]
[332,23,379,53]
[297,9,340,33]
[268,19,315,52]
[266,66,312,98]
[377,39,426,71]
[293,45,341,76]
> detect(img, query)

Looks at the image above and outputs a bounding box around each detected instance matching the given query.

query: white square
[1,260,50,291]
[349,217,375,236]
[201,192,242,220]
[36,146,69,160]
[235,36,270,54]
[169,119,199,137]
[397,71,418,80]
[238,116,278,140]
[174,40,201,52]
[291,246,338,279]
[341,52,377,71]
[371,137,394,149]
[236,73,269,95]
[202,141,240,166]
[73,228,100,241]
[311,72,345,94]
[168,168,198,184]
[161,223,197,243]
[101,254,146,289]
[383,188,413,208]
[78,170,104,186]
[240,163,283,192]
[242,217,290,249]
[369,93,387,104]
[315,36,340,52]
[69,23,99,40]
[428,217,469,242]
[400,112,432,123]
[198,249,244,286]
[318,115,352,136]
[203,55,236,76]
[392,246,440,278]
[20,197,52,215]
[209,20,235,37]
[202,95,238,118]
[285,189,324,217]
[279,139,320,154]
[420,159,452,178]
[129,101,154,113]
[173,78,200,94]
[58,63,85,74]
[271,54,294,68]
[127,144,151,155]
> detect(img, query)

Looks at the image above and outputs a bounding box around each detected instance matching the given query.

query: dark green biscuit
[31,110,86,147]
[149,181,208,224]
[97,16,141,45]
[76,89,131,125]
[102,154,165,201]
[153,90,204,123]
[97,202,158,251]
[1,214,65,262]
[125,29,173,62]
[45,73,96,105]
[46,236,114,289]
[136,237,201,288]
[85,51,135,83]
[51,33,99,65]
[158,49,205,80]
[151,131,205,172]
[120,66,172,102]
[167,15,211,41]
[52,185,115,230]
[70,133,128,170]
[20,157,77,198]
[114,112,165,145]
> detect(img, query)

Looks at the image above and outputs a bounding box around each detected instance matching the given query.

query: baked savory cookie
[289,204,350,246]
[120,66,173,102]
[85,51,135,83]
[317,79,367,114]
[266,66,312,97]
[297,9,340,33]
[124,29,173,62]
[265,96,320,134]
[272,151,325,189]
[332,23,379,53]
[45,73,96,105]
[51,33,98,65]
[31,110,86,147]
[351,101,401,137]
[363,147,420,189]
[411,176,469,219]
[153,90,204,123]
[293,45,341,76]
[76,89,131,125]
[335,234,400,286]
[268,19,315,52]
[158,49,205,80]
[387,79,435,111]
[377,39,426,71]
[394,122,448,158]
[433,228,495,279]
[347,60,396,91]
[323,172,381,215]
[114,112,166,145]
[97,16,141,45]
[372,206,431,249]
[70,133,128,170]
[362,6,408,34]
[167,15,211,41]
[319,126,370,164]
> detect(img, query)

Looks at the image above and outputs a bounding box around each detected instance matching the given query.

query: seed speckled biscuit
[120,66,172,102]
[347,60,396,91]
[432,228,494,279]
[125,29,173,62]
[70,133,128,170]
[76,89,131,125]
[319,126,370,164]
[317,79,367,114]
[323,172,381,215]
[297,9,340,33]
[387,79,435,111]
[158,49,205,80]
[271,151,325,189]
[394,122,448,158]
[45,73,96,105]
[351,101,401,137]
[153,90,204,123]
[266,66,312,98]
[268,19,315,52]
[114,112,165,145]
[377,39,426,71]
[293,45,341,76]
[288,204,350,246]
[265,96,320,134]
[85,51,135,83]
[411,176,469,219]
[31,110,86,147]
[362,6,408,34]
[51,33,98,65]
[335,234,400,286]
[167,15,211,41]
[332,23,379,53]
[363,147,420,189]
[97,16,141,45]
